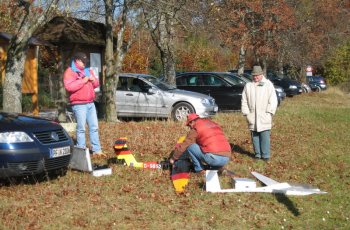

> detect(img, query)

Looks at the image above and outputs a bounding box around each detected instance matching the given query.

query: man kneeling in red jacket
[170,114,232,174]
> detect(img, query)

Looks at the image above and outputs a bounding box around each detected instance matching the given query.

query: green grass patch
[0,89,349,229]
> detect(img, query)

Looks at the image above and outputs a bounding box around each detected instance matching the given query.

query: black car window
[130,78,149,92]
[197,76,206,85]
[117,77,129,91]
[204,75,225,86]
[176,77,187,86]
[221,73,245,85]
[188,76,197,86]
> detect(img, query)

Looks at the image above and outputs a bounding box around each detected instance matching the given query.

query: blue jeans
[72,103,102,153]
[251,130,270,159]
[185,144,229,172]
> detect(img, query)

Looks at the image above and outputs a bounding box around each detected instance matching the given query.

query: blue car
[0,112,73,179]
[306,76,327,92]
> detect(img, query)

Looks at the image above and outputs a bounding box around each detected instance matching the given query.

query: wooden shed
[35,16,107,121]
[36,16,106,75]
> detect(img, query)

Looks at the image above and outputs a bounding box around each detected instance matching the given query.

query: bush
[39,92,55,109]
[324,41,350,85]
[22,94,33,113]
[338,80,350,94]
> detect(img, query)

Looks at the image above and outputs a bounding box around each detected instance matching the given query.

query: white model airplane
[205,170,327,196]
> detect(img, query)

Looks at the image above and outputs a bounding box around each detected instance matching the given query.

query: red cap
[186,113,199,125]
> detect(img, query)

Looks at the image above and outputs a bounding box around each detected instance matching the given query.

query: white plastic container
[233,178,256,190]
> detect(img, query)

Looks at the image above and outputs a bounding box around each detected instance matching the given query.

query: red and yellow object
[113,136,191,193]
[171,172,190,193]
[113,137,163,169]
[171,135,191,193]
[113,137,144,168]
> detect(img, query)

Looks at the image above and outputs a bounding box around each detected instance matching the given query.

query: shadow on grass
[231,144,255,159]
[0,168,67,187]
[274,194,300,216]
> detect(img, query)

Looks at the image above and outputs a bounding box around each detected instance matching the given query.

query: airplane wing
[252,171,279,186]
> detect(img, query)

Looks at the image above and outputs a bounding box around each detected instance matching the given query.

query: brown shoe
[92,152,107,158]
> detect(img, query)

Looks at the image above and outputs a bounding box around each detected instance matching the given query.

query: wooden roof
[0,32,52,46]
[35,16,106,46]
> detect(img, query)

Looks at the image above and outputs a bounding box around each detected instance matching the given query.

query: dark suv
[306,76,327,92]
[176,72,245,111]
[267,73,303,97]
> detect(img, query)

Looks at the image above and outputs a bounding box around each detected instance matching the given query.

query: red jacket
[194,119,231,154]
[173,119,231,160]
[63,68,99,105]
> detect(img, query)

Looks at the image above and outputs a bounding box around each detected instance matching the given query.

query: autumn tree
[103,0,144,122]
[2,0,59,113]
[280,0,350,80]
[122,27,152,73]
[206,0,296,74]
[141,0,189,85]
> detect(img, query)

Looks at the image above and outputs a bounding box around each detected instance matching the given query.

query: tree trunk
[157,12,176,86]
[237,45,246,75]
[103,0,119,122]
[57,47,67,122]
[2,0,58,114]
[262,58,267,75]
[144,1,178,86]
[2,40,27,113]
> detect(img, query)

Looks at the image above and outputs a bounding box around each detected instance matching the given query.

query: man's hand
[169,158,175,164]
[89,76,96,82]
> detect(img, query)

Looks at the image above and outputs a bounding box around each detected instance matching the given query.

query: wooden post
[22,46,39,115]
[0,46,6,85]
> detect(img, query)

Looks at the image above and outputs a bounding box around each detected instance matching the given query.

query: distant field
[0,87,349,229]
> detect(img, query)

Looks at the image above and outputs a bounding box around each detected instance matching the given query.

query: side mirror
[148,88,157,94]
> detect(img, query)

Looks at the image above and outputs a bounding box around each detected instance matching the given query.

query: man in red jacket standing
[63,52,105,158]
[170,113,231,174]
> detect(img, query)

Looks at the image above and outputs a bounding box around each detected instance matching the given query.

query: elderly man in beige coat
[241,66,278,161]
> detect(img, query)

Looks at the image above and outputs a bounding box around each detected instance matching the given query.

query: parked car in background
[267,73,303,97]
[234,73,286,105]
[0,112,73,179]
[106,73,217,121]
[306,76,327,92]
[301,82,312,93]
[175,72,246,111]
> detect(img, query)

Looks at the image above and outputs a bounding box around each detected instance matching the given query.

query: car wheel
[315,86,321,92]
[171,102,195,121]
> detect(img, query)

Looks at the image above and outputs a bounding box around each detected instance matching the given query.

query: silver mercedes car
[114,73,218,121]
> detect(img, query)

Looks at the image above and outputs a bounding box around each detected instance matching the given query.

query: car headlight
[275,88,283,93]
[0,132,34,143]
[289,85,297,89]
[201,98,216,106]
[201,98,211,105]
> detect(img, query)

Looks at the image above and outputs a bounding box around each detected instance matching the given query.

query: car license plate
[50,146,71,158]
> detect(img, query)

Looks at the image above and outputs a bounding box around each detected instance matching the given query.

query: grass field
[1,88,349,229]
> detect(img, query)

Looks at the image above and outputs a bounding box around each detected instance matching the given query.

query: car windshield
[220,73,247,85]
[144,76,177,90]
[240,73,253,81]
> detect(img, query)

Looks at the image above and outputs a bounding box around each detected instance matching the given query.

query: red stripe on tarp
[171,172,190,180]
[115,150,131,155]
